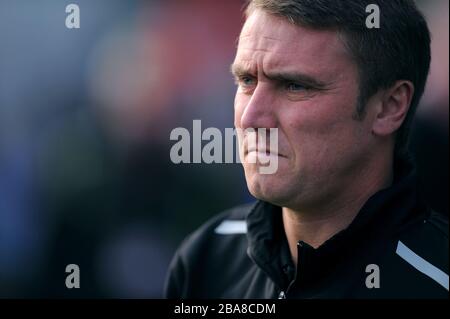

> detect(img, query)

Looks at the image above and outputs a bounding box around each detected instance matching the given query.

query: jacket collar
[245,156,429,288]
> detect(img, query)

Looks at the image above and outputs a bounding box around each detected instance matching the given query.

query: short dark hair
[245,0,431,156]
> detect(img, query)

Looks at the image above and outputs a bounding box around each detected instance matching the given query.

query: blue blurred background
[0,0,447,298]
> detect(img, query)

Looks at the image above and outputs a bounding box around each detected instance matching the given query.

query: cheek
[281,100,360,160]
[283,104,340,143]
[288,117,368,175]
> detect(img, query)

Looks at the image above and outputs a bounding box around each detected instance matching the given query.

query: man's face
[232,10,376,210]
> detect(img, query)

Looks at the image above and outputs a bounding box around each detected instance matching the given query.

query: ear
[372,80,414,137]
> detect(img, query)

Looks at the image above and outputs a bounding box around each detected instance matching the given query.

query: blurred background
[0,0,447,298]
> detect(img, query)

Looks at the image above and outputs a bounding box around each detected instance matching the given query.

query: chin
[246,173,292,206]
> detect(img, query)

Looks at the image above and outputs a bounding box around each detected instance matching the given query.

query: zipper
[278,276,296,299]
[277,241,306,299]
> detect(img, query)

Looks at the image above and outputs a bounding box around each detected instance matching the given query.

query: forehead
[236,10,353,76]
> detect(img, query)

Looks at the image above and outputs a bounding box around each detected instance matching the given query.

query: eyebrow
[230,64,254,78]
[230,63,329,89]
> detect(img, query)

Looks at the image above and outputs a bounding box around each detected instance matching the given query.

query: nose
[239,84,278,130]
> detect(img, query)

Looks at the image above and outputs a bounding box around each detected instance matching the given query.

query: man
[164,0,448,298]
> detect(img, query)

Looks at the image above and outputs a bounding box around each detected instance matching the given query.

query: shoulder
[400,210,448,259]
[176,201,255,259]
[426,211,449,239]
[393,210,448,294]
[164,202,256,298]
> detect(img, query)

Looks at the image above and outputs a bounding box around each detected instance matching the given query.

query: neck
[283,157,393,266]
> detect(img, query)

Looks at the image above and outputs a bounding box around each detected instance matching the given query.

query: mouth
[245,147,286,158]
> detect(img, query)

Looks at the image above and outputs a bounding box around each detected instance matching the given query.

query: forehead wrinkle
[240,37,346,61]
[240,34,281,41]
[235,31,355,84]
[240,11,351,64]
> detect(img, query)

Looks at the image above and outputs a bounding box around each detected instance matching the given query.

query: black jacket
[164,160,449,298]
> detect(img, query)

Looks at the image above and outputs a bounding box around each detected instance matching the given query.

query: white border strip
[214,220,247,235]
[396,240,449,291]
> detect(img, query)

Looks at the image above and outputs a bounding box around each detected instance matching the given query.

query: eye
[286,82,307,92]
[238,76,256,87]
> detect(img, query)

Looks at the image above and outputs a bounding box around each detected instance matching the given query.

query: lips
[245,147,286,158]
